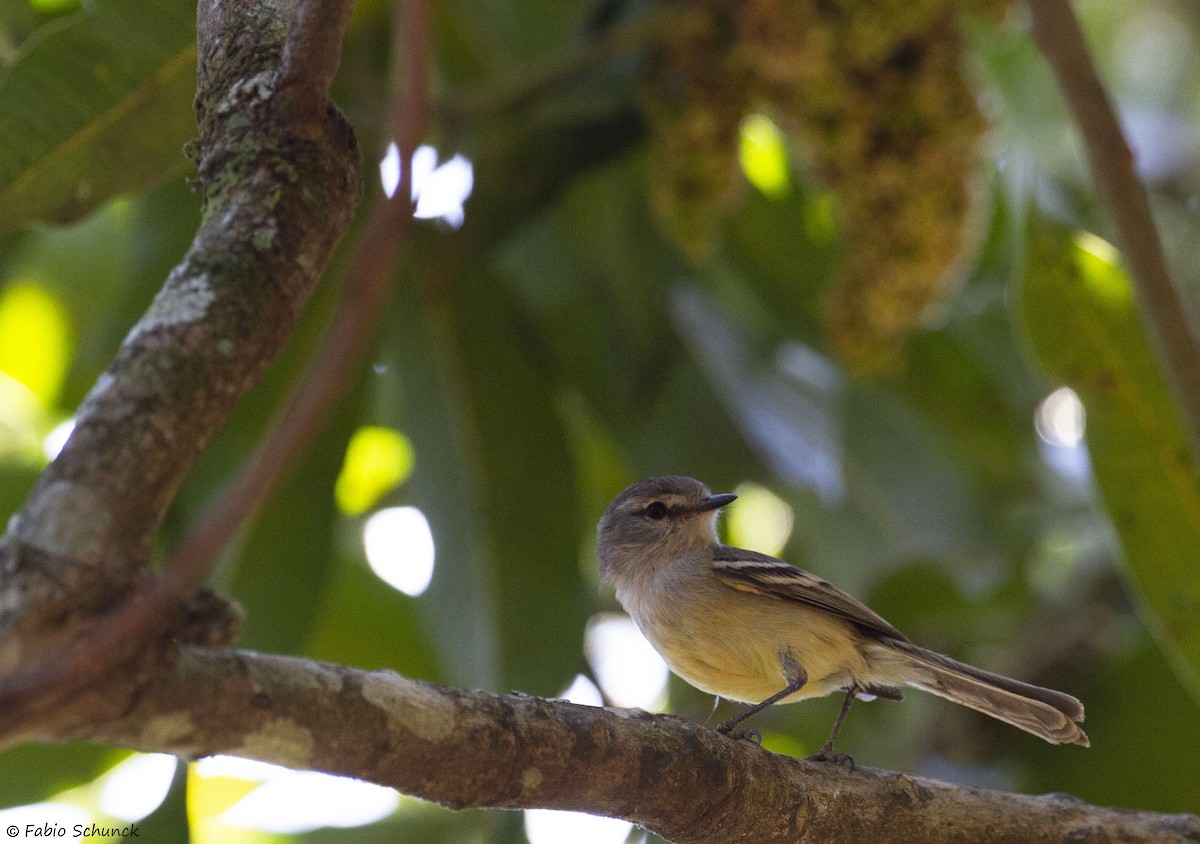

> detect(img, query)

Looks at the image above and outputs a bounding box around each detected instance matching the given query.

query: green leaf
[228,402,357,654]
[1019,637,1200,814]
[335,426,415,516]
[0,281,71,404]
[0,0,196,235]
[387,257,588,696]
[0,742,125,809]
[1020,217,1200,700]
[384,278,501,691]
[839,384,997,576]
[0,460,40,523]
[305,545,442,680]
[904,331,1027,484]
[123,758,187,841]
[495,156,672,429]
[452,272,588,695]
[0,0,42,65]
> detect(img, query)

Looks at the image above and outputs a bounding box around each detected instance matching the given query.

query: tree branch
[275,0,356,125]
[156,0,431,662]
[1027,0,1200,462]
[13,649,1197,844]
[0,0,360,722]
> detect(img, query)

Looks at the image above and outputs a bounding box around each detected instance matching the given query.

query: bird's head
[596,476,736,583]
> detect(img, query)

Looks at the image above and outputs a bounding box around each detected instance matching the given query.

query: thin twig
[392,0,429,158]
[1028,0,1200,462]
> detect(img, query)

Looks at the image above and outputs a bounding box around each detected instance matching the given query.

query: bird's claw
[806,749,856,772]
[733,728,763,745]
[716,723,763,745]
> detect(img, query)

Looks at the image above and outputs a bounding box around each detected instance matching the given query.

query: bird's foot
[806,747,856,772]
[724,728,762,745]
[716,719,763,744]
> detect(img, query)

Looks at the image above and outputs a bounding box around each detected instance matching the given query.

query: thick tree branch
[11,649,1195,844]
[1028,0,1200,462]
[0,0,359,719]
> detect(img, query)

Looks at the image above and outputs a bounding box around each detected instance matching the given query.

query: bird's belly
[634,598,865,705]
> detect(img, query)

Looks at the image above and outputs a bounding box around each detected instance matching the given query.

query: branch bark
[12,648,1197,844]
[163,0,429,636]
[0,0,359,720]
[1027,0,1200,463]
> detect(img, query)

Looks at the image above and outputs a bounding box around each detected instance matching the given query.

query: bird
[596,475,1088,763]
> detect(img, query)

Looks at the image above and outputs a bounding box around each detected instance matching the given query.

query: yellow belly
[633,589,869,705]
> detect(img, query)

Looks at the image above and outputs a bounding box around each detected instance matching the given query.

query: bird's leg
[807,683,860,769]
[717,653,806,740]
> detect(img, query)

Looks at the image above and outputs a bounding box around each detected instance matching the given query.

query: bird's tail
[884,639,1089,747]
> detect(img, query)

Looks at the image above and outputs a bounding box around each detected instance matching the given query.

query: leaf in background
[722,183,839,341]
[0,0,41,65]
[335,426,415,516]
[0,0,196,235]
[227,382,363,654]
[668,282,997,596]
[385,277,501,692]
[439,0,579,70]
[1019,637,1200,813]
[0,742,125,809]
[1020,218,1200,701]
[3,198,136,406]
[0,281,71,404]
[305,544,442,681]
[452,271,588,695]
[495,157,671,429]
[670,284,845,503]
[837,383,999,586]
[904,328,1032,492]
[494,154,762,496]
[0,460,40,524]
[387,257,588,696]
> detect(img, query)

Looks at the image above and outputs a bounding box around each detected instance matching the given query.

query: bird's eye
[644,502,668,520]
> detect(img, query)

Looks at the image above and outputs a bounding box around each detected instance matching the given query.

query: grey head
[596,476,737,583]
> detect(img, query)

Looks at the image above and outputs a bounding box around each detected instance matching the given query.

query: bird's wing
[711,546,907,641]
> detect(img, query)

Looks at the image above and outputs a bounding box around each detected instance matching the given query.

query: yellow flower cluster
[643,0,1007,372]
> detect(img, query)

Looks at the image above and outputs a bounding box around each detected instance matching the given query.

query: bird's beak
[692,493,737,513]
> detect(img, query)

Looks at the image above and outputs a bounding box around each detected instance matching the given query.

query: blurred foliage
[641,0,1005,371]
[0,0,195,235]
[2,0,1200,841]
[1021,219,1200,699]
